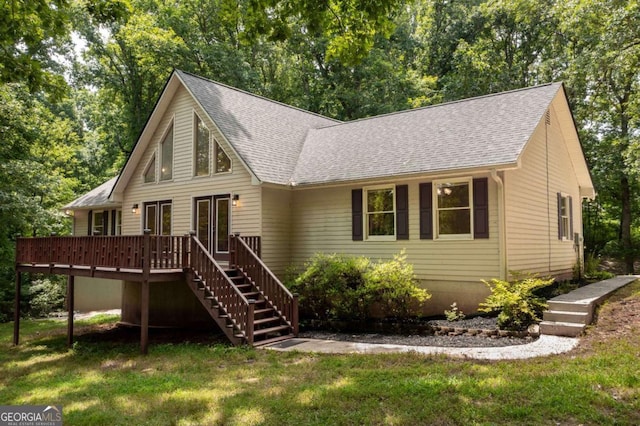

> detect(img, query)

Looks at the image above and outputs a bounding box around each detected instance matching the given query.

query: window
[419,178,489,240]
[160,124,173,181]
[144,200,172,235]
[365,186,395,239]
[144,155,156,183]
[215,140,231,173]
[115,210,122,235]
[435,180,472,238]
[194,114,210,176]
[558,193,573,240]
[92,211,105,235]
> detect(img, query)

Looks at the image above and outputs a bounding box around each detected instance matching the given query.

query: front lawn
[1,282,639,425]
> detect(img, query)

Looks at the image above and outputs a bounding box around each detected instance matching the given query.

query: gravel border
[300,317,538,348]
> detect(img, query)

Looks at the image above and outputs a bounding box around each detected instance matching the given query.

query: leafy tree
[0,83,83,320]
[556,0,640,272]
[0,0,71,98]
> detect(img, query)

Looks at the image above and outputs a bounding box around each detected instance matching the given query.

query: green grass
[1,285,639,426]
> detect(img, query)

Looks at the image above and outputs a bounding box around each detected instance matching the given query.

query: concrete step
[539,320,586,337]
[547,300,592,313]
[543,310,591,324]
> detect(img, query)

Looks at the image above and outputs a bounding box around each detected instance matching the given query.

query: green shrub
[28,277,66,317]
[362,251,430,318]
[444,302,466,322]
[583,252,615,281]
[479,273,554,331]
[288,253,371,320]
[288,251,429,321]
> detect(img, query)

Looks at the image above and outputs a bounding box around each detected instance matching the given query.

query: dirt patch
[74,323,229,346]
[576,279,640,352]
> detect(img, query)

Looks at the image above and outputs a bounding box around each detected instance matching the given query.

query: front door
[195,195,231,260]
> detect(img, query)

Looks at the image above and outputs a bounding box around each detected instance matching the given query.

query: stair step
[547,300,592,313]
[253,316,280,325]
[539,320,585,337]
[253,334,295,347]
[254,308,273,315]
[236,283,252,289]
[243,291,261,298]
[253,324,290,336]
[543,310,591,324]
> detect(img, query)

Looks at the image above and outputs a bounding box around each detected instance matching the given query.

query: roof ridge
[176,69,341,124]
[314,82,562,130]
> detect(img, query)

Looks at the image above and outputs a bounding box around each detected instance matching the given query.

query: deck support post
[141,280,149,355]
[141,229,151,355]
[13,272,21,346]
[246,299,255,345]
[292,293,299,337]
[67,275,75,348]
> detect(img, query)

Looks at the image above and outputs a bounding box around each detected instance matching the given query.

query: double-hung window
[558,193,573,241]
[434,179,473,238]
[365,186,395,239]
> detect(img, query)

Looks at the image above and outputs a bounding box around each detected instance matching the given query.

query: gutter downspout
[491,170,507,280]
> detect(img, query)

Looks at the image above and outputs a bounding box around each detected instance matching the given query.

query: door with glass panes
[194,195,231,260]
[144,200,172,235]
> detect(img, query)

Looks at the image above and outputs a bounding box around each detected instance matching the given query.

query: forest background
[1,0,639,320]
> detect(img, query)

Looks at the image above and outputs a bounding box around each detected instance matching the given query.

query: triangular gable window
[144,154,156,183]
[215,140,231,173]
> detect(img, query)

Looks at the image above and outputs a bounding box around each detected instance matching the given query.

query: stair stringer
[184,269,244,345]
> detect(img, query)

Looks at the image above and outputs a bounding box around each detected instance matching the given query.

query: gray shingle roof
[291,83,563,185]
[177,71,340,185]
[63,177,119,209]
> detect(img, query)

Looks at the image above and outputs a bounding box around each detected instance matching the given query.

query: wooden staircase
[185,234,297,346]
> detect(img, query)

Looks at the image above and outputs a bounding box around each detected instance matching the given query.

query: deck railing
[15,232,294,343]
[16,232,190,272]
[189,235,253,343]
[230,234,298,335]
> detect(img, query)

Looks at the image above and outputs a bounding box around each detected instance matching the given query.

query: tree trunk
[620,175,634,274]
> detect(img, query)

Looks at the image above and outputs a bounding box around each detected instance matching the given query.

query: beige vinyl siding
[290,176,501,282]
[261,187,292,277]
[121,86,261,238]
[72,210,90,236]
[505,96,582,276]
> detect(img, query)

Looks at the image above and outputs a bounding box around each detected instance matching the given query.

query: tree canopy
[2,0,640,319]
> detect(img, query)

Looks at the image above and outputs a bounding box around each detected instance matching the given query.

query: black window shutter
[396,185,409,240]
[352,189,363,241]
[557,192,563,240]
[568,195,573,238]
[111,210,117,235]
[419,183,433,239]
[473,178,489,239]
[88,210,93,236]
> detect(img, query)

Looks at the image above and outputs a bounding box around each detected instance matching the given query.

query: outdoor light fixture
[232,194,240,207]
[132,204,139,214]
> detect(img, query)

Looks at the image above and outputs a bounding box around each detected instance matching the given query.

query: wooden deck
[13,233,296,354]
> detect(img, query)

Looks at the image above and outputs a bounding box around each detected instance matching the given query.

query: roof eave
[290,162,520,189]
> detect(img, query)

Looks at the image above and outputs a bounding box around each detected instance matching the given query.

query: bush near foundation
[288,251,430,321]
[479,272,554,331]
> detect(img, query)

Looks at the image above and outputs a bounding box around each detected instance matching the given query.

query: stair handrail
[189,234,254,342]
[231,235,298,335]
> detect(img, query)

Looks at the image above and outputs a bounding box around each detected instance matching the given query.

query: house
[15,70,594,351]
